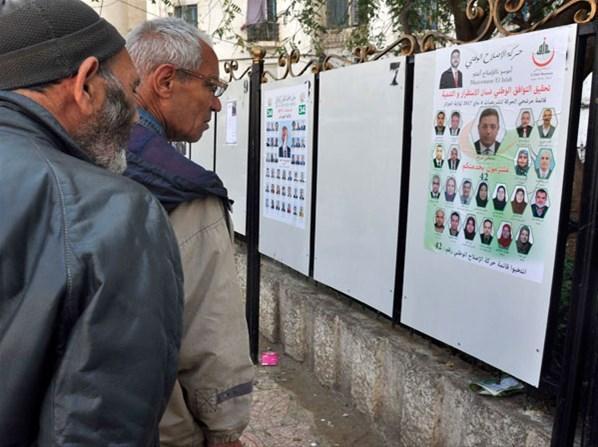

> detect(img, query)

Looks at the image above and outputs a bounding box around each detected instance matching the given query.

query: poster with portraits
[262,84,309,229]
[423,26,572,284]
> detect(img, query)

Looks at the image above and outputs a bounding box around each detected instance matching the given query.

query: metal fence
[218,5,597,444]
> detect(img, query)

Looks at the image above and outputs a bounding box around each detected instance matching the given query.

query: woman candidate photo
[515,149,530,176]
[464,216,476,241]
[516,225,533,254]
[498,223,513,249]
[511,187,528,215]
[493,185,508,211]
[476,182,489,208]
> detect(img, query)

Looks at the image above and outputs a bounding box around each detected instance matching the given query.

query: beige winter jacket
[160,196,254,446]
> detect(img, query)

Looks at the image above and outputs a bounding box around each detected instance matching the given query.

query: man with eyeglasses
[474,108,501,155]
[124,18,253,447]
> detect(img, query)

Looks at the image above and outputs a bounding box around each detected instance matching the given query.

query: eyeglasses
[176,68,228,97]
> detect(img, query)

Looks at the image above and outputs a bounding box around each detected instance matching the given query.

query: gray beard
[104,149,128,174]
[73,69,135,174]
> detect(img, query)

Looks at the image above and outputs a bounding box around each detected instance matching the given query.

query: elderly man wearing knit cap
[124,18,254,447]
[0,1,184,445]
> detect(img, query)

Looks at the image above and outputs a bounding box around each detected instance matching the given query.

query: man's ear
[151,64,177,98]
[73,57,100,116]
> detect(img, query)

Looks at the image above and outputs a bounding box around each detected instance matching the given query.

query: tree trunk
[398,0,415,36]
[447,0,481,41]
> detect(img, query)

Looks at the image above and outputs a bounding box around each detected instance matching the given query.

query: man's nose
[212,96,222,112]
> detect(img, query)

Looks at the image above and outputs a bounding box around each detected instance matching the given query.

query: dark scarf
[517,240,532,255]
[124,108,229,212]
[493,197,507,211]
[511,200,527,215]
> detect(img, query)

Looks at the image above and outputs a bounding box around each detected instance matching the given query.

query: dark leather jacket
[0,91,184,446]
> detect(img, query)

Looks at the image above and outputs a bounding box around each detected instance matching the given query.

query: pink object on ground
[260,351,279,366]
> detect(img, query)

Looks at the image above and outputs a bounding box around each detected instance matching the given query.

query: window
[266,0,277,21]
[174,4,198,27]
[327,0,348,28]
[326,0,365,28]
[246,0,279,42]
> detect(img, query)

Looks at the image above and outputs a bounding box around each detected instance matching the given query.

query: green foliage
[283,0,328,55]
[345,0,383,49]
[385,0,453,36]
[548,256,575,375]
[271,0,461,54]
[559,257,575,318]
[502,0,562,31]
[93,0,569,57]
[214,0,243,40]
[90,0,242,52]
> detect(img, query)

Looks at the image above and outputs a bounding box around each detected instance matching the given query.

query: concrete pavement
[241,342,385,447]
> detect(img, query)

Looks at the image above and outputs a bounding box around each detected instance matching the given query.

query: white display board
[215,79,250,235]
[313,57,406,316]
[401,25,577,386]
[190,111,216,170]
[259,73,315,275]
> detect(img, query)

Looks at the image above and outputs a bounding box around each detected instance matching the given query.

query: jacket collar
[0,90,91,163]
[137,107,166,138]
[126,108,231,211]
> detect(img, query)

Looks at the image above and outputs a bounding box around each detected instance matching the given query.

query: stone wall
[235,242,553,447]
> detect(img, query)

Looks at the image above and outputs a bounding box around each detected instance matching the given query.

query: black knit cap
[0,0,125,90]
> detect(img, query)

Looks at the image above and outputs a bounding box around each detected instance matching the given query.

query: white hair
[126,17,213,78]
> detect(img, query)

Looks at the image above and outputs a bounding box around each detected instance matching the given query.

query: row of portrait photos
[265,183,306,200]
[433,210,535,255]
[432,144,556,181]
[264,199,305,218]
[432,108,558,140]
[429,176,550,219]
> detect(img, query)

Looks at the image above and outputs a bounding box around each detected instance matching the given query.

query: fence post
[551,23,598,447]
[245,47,265,363]
[308,72,320,278]
[579,26,598,447]
[392,55,415,324]
[212,112,217,171]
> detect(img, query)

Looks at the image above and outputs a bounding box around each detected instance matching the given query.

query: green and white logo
[267,108,273,118]
[298,104,306,115]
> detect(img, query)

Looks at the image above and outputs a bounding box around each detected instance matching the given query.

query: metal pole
[541,25,589,392]
[551,23,597,447]
[392,56,415,324]
[308,73,320,278]
[245,47,265,363]
[212,111,218,171]
[580,28,598,447]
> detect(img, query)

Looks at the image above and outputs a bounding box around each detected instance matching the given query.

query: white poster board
[401,25,577,386]
[313,57,406,316]
[215,79,250,235]
[190,111,216,170]
[259,73,315,275]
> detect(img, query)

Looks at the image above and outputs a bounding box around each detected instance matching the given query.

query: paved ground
[240,341,385,447]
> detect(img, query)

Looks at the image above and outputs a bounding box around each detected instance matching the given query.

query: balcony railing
[246,21,279,42]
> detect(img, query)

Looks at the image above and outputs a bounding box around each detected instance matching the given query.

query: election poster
[423,25,574,283]
[225,100,238,145]
[262,83,309,229]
